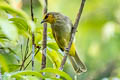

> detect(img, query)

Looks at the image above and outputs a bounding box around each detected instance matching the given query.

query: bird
[41,12,87,74]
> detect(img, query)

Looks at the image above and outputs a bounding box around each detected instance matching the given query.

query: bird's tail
[68,51,87,74]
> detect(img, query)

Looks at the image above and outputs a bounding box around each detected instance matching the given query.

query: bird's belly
[52,24,71,50]
[54,31,69,50]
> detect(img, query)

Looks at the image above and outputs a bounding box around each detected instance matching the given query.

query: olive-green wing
[51,27,64,51]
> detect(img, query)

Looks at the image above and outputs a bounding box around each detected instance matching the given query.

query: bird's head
[41,12,64,24]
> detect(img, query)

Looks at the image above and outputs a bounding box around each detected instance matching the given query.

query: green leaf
[0,33,8,39]
[11,70,45,79]
[40,68,72,80]
[0,2,36,32]
[9,17,31,38]
[0,9,8,18]
[0,54,9,72]
[47,42,59,51]
[9,18,28,30]
[2,72,25,80]
[1,53,19,67]
[0,18,18,41]
[35,52,42,63]
[8,64,20,72]
[12,22,31,38]
[44,77,62,80]
[47,50,61,68]
[0,29,9,44]
[23,76,39,80]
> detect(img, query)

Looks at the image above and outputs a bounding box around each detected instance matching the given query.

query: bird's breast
[51,23,72,48]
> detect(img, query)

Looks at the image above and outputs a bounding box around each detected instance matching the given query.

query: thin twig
[24,38,29,59]
[21,44,23,61]
[19,56,26,70]
[59,0,86,71]
[30,0,34,21]
[20,38,29,70]
[19,52,30,70]
[24,47,41,70]
[26,51,32,59]
[41,0,48,70]
[30,0,35,71]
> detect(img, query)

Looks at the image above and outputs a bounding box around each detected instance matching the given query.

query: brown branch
[41,0,48,70]
[30,0,34,21]
[30,0,35,71]
[59,0,86,71]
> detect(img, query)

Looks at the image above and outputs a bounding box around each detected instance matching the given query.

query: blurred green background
[0,0,120,80]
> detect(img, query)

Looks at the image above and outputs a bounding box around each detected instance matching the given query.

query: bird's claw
[65,48,69,52]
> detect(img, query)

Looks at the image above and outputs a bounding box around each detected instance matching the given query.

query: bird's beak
[41,19,46,24]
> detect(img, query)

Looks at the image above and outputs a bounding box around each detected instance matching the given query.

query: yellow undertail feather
[69,43,87,74]
[69,43,76,56]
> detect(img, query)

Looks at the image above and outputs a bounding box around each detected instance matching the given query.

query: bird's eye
[45,14,49,19]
